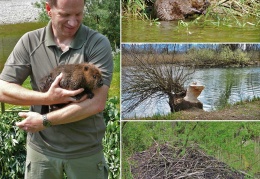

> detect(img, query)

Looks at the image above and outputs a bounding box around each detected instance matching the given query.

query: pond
[121,18,260,42]
[122,67,260,119]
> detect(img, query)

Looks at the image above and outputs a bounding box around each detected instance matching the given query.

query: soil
[176,100,260,120]
[128,100,260,121]
[129,143,251,179]
[131,100,260,120]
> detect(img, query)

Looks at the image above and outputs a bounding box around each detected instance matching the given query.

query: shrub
[187,47,215,65]
[103,96,120,179]
[0,112,26,179]
[219,47,250,65]
[233,49,250,64]
[0,96,120,179]
[219,46,234,63]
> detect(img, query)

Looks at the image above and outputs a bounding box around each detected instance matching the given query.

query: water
[122,67,260,118]
[122,18,260,42]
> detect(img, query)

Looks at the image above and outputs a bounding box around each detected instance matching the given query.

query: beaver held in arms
[39,63,103,109]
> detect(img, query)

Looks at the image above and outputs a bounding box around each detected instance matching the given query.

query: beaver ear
[84,66,89,71]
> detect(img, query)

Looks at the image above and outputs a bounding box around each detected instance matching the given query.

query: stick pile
[130,143,249,179]
[211,0,260,17]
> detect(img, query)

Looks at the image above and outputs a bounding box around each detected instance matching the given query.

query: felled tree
[122,44,195,114]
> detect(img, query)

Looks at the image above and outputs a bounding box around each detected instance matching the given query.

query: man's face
[46,0,84,39]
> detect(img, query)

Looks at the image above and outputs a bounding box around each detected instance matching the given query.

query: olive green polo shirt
[0,21,113,159]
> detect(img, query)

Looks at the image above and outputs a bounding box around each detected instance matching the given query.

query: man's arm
[0,73,84,106]
[16,85,109,132]
[48,85,109,124]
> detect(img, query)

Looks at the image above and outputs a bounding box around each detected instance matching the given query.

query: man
[0,0,113,178]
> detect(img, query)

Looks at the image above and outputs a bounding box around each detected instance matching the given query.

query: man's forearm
[0,80,48,106]
[15,86,108,133]
[47,85,109,125]
[0,75,85,106]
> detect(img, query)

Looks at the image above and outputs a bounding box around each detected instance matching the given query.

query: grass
[0,22,47,37]
[122,122,260,178]
[108,52,120,99]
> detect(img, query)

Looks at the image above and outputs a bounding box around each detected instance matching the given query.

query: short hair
[47,0,86,7]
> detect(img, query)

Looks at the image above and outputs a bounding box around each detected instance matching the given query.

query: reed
[192,0,260,27]
[122,0,260,27]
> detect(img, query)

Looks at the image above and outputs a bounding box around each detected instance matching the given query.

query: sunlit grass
[0,22,47,37]
[108,53,120,99]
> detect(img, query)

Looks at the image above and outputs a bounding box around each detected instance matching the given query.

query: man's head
[46,0,86,7]
[46,0,85,40]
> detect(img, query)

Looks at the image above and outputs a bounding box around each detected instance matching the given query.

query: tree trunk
[168,83,204,113]
[168,91,186,113]
[168,93,176,113]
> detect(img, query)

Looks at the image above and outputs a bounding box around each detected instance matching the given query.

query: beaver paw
[87,93,94,99]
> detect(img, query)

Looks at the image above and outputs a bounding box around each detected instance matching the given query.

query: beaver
[39,63,103,110]
[154,0,210,21]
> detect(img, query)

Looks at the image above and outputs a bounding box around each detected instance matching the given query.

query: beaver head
[82,63,103,90]
[154,0,210,21]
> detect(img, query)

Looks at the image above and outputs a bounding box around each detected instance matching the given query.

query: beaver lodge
[129,143,251,179]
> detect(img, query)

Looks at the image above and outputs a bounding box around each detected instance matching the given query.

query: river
[122,18,260,42]
[122,67,260,119]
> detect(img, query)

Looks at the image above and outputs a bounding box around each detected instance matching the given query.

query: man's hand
[44,73,86,105]
[16,112,45,133]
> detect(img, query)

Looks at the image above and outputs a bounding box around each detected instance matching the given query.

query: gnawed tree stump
[172,82,204,112]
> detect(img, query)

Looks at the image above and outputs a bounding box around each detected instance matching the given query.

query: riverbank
[0,0,39,24]
[126,98,260,120]
[122,50,260,69]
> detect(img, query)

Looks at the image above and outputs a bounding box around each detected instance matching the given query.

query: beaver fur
[39,63,103,110]
[154,0,210,21]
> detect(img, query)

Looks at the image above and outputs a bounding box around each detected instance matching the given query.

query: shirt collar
[45,21,86,49]
[70,24,86,49]
[45,21,56,47]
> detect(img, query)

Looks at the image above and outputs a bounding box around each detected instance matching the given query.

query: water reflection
[122,18,260,42]
[122,67,260,118]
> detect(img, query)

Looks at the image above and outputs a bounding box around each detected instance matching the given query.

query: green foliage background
[103,97,120,179]
[0,112,26,178]
[122,122,260,178]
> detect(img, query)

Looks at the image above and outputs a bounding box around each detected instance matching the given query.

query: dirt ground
[176,100,260,120]
[127,100,260,120]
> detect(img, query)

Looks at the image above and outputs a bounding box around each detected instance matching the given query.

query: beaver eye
[93,75,96,79]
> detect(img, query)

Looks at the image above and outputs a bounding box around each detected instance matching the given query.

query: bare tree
[122,44,195,115]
